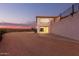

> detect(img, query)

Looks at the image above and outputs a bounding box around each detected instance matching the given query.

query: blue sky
[0,3,72,24]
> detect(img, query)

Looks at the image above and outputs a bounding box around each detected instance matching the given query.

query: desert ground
[0,32,79,56]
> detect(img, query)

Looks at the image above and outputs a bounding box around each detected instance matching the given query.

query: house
[36,16,60,34]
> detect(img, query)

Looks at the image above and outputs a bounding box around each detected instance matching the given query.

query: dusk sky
[0,3,72,24]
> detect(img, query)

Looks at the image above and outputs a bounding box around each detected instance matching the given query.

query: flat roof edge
[36,16,60,18]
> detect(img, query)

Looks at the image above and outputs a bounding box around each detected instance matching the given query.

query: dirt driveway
[0,32,79,56]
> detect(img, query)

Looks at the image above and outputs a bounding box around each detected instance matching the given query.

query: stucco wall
[52,12,79,40]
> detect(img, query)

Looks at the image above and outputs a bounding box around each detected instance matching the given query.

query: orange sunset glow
[0,25,32,29]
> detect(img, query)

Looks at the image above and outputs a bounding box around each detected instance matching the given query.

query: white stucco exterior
[51,12,79,40]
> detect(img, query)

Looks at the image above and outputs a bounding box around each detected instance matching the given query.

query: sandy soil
[0,32,79,56]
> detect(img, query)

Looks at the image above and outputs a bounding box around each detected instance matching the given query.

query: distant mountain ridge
[0,22,30,26]
[0,21,36,29]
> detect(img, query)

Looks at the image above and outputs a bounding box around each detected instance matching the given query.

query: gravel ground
[0,32,79,56]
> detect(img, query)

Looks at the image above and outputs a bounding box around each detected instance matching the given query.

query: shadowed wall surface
[51,11,79,40]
